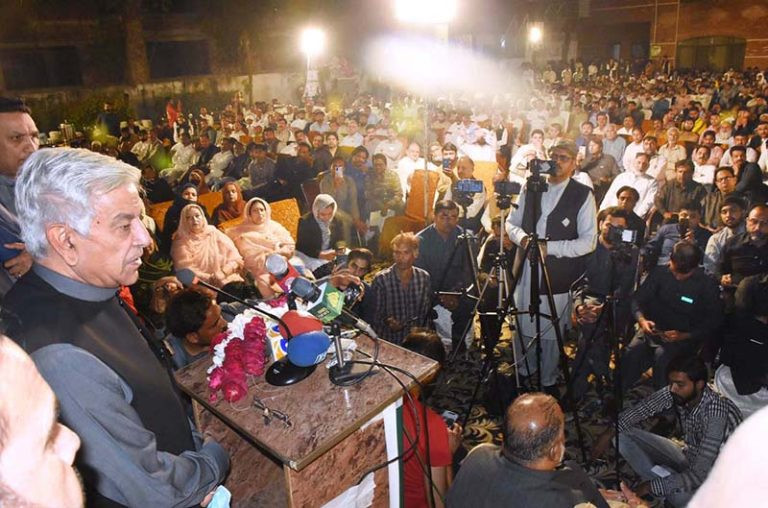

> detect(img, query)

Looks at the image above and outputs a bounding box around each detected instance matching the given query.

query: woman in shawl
[160,183,207,254]
[226,197,296,297]
[211,180,246,226]
[295,194,345,272]
[171,203,244,287]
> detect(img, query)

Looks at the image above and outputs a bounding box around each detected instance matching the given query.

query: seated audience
[160,182,202,253]
[593,356,742,507]
[211,179,246,226]
[601,152,658,219]
[701,166,741,232]
[703,196,746,278]
[296,194,345,271]
[653,160,707,221]
[622,242,722,391]
[171,203,244,287]
[227,197,297,298]
[448,393,609,508]
[719,203,768,290]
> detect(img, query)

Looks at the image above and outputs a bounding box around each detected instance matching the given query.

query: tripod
[507,169,588,462]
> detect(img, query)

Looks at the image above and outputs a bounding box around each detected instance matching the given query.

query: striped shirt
[618,386,743,496]
[372,265,432,344]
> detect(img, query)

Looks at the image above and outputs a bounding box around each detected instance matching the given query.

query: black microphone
[175,268,292,339]
[290,277,379,339]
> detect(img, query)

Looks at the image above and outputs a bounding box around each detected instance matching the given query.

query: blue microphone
[286,330,332,367]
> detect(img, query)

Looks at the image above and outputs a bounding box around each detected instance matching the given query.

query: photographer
[642,201,711,270]
[506,140,597,395]
[444,156,487,233]
[570,207,639,403]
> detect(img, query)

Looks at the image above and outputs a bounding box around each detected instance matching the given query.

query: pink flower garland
[207,315,268,403]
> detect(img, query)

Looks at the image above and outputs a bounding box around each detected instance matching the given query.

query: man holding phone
[621,242,722,392]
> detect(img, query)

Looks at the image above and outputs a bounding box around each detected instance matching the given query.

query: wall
[583,0,768,68]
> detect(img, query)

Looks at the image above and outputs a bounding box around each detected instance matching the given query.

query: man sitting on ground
[448,393,609,507]
[593,355,742,507]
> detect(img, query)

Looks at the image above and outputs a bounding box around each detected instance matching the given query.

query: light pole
[300,27,326,100]
[393,0,457,221]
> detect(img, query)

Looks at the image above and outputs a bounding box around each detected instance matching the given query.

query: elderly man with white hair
[5,148,229,507]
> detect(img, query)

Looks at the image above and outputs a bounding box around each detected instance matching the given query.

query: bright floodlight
[528,26,543,44]
[395,0,457,24]
[300,28,326,58]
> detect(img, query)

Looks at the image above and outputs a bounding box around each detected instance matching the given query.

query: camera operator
[570,207,639,403]
[506,140,597,395]
[642,201,711,270]
[444,156,487,233]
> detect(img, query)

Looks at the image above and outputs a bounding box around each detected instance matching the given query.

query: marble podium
[175,335,439,507]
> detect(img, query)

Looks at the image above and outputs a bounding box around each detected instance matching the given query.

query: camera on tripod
[493,180,521,210]
[530,158,557,176]
[454,178,484,208]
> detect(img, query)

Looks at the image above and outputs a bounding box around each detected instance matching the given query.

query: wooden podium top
[175,335,439,471]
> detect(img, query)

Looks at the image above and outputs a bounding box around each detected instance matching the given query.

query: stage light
[394,0,457,25]
[528,26,543,45]
[300,28,326,59]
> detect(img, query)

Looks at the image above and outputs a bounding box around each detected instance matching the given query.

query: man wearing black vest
[5,148,229,507]
[506,140,597,395]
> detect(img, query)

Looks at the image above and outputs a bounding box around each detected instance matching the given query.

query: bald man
[0,335,83,507]
[447,393,609,507]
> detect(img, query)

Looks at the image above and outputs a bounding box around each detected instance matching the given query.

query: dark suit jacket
[296,213,345,259]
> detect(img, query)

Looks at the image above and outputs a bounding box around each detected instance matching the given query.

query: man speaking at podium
[5,149,229,507]
[506,140,597,396]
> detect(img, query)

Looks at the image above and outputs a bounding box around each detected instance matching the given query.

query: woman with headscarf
[211,180,246,226]
[160,183,208,254]
[226,198,296,297]
[296,194,345,272]
[171,203,244,287]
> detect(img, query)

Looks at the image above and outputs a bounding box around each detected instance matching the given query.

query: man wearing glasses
[702,166,741,232]
[720,204,768,290]
[506,140,597,396]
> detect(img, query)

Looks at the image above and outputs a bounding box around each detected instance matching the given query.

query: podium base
[329,361,378,385]
[265,359,316,386]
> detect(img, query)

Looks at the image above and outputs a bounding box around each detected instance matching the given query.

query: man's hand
[638,317,657,336]
[447,423,463,455]
[591,428,615,460]
[682,228,695,243]
[575,303,603,324]
[384,316,403,331]
[355,220,368,235]
[319,249,336,261]
[720,273,733,287]
[663,330,690,342]
[3,243,33,278]
[634,481,651,498]
[439,294,459,311]
[600,482,650,508]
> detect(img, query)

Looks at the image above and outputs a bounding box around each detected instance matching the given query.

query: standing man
[372,233,432,345]
[7,149,229,506]
[0,96,39,294]
[506,140,597,394]
[416,200,475,351]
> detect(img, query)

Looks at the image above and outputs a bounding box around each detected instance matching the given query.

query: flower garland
[207,310,268,403]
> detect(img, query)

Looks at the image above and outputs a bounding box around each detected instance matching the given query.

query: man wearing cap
[506,140,597,395]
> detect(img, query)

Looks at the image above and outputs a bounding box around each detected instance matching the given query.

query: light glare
[300,28,326,58]
[395,0,457,24]
[529,26,543,44]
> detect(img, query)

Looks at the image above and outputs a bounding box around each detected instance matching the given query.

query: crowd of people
[1,56,768,507]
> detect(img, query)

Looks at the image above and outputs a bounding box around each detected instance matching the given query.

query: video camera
[454,179,484,208]
[493,180,522,210]
[530,158,557,176]
[606,225,637,246]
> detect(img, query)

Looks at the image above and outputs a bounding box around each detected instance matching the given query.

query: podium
[175,335,439,507]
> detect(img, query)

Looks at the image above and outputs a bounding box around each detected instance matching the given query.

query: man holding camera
[643,201,711,270]
[570,207,639,403]
[444,156,487,233]
[506,140,597,395]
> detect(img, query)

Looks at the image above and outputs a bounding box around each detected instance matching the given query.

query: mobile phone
[578,146,586,158]
[335,166,344,177]
[441,410,459,427]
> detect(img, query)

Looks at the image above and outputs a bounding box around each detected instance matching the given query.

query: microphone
[290,277,379,339]
[286,330,332,367]
[265,254,301,293]
[175,268,292,339]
